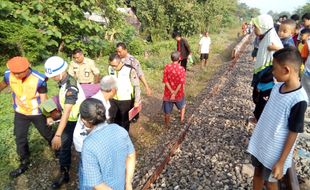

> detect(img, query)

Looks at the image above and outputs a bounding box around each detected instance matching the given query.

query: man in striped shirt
[247,48,308,190]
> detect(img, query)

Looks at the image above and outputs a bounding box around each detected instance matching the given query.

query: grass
[0,25,241,189]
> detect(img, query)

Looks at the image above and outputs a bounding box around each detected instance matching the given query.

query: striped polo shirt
[247,82,308,174]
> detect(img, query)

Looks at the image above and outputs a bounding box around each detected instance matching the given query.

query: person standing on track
[199,31,212,67]
[162,51,186,126]
[0,56,55,178]
[248,47,308,190]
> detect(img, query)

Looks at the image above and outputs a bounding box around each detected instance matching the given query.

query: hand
[134,102,140,108]
[51,135,62,150]
[272,161,284,180]
[146,87,152,96]
[47,117,54,126]
[125,183,133,190]
[170,94,176,101]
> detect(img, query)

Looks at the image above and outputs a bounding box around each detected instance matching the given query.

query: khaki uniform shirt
[122,54,144,78]
[68,57,100,84]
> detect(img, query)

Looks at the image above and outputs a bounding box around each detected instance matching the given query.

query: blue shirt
[80,123,135,190]
[281,37,295,48]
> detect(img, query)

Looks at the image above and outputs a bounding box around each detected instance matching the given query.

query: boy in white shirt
[199,31,211,67]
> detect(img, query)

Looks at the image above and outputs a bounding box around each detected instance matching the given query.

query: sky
[239,0,308,14]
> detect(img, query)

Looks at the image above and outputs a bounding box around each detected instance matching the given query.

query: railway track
[138,34,307,190]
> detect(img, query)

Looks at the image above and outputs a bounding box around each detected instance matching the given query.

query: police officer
[108,53,141,131]
[44,56,86,189]
[68,48,100,84]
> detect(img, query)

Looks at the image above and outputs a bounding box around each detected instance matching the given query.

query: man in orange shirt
[0,57,54,178]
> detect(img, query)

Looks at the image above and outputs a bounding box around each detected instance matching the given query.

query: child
[199,31,211,67]
[248,47,308,190]
[277,19,296,48]
[162,51,186,126]
[250,14,283,123]
[0,57,55,177]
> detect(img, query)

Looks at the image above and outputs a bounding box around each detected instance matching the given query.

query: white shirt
[73,91,111,152]
[199,36,211,54]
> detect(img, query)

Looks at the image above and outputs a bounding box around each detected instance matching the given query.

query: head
[302,13,310,28]
[7,56,31,80]
[171,51,180,62]
[290,14,300,23]
[72,48,85,64]
[204,31,209,37]
[108,53,123,71]
[252,14,274,36]
[116,42,128,59]
[100,75,117,99]
[300,28,310,42]
[44,56,68,81]
[79,98,106,130]
[277,19,296,39]
[172,31,181,41]
[272,47,302,82]
[281,15,288,21]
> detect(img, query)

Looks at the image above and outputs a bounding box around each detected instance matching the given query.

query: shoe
[51,167,70,189]
[9,159,30,178]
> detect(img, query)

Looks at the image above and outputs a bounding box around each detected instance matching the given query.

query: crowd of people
[247,13,310,190]
[0,28,212,189]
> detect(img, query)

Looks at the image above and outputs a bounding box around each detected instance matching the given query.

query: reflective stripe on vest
[108,65,133,101]
[9,73,41,115]
[59,82,86,121]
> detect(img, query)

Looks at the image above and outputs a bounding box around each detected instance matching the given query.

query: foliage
[295,3,310,18]
[0,0,125,64]
[237,3,260,22]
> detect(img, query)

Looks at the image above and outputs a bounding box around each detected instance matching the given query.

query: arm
[94,74,100,84]
[91,61,101,84]
[94,184,112,190]
[272,131,298,179]
[39,93,48,103]
[267,43,282,51]
[0,81,8,92]
[125,151,136,190]
[139,75,152,96]
[130,69,141,107]
[184,39,191,54]
[51,104,73,150]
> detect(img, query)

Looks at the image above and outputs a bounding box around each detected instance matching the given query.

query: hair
[172,31,181,38]
[72,48,83,55]
[280,19,296,30]
[80,98,106,125]
[171,51,180,62]
[302,13,310,20]
[290,14,300,21]
[281,15,288,19]
[300,28,310,35]
[273,47,302,72]
[100,75,117,92]
[108,53,121,63]
[116,42,127,50]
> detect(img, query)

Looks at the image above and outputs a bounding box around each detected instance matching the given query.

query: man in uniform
[68,48,100,84]
[44,56,86,189]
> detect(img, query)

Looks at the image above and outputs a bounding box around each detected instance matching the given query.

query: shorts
[200,53,209,60]
[251,155,278,182]
[162,97,186,114]
[251,48,258,58]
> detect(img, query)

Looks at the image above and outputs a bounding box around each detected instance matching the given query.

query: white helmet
[44,56,68,78]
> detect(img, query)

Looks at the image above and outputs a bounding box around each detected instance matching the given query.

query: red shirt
[163,63,186,101]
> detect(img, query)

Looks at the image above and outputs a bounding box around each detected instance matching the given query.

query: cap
[7,56,30,73]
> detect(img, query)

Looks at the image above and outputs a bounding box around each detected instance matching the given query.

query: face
[109,59,121,71]
[272,61,287,82]
[303,18,310,27]
[253,25,262,36]
[80,118,93,132]
[300,33,310,42]
[116,47,127,58]
[278,24,293,39]
[73,52,84,64]
[205,32,209,37]
[12,68,30,80]
[175,36,181,41]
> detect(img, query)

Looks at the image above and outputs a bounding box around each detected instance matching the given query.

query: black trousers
[59,121,76,169]
[252,88,272,120]
[110,99,134,131]
[14,112,54,161]
[180,59,188,71]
